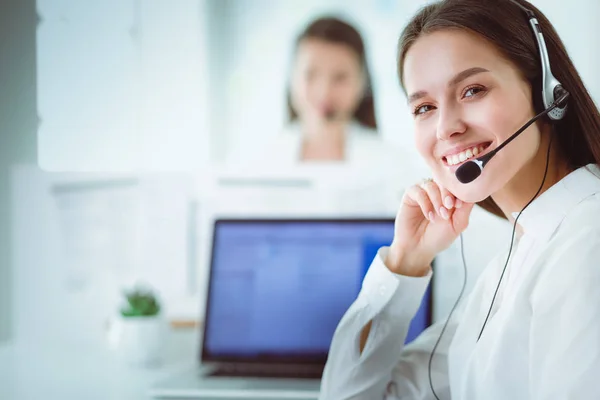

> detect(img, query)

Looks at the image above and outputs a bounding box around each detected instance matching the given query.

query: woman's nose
[312,80,334,103]
[436,108,467,141]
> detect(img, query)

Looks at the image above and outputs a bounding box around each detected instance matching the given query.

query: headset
[428,1,570,399]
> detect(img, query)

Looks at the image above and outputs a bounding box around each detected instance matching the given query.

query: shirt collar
[510,163,600,240]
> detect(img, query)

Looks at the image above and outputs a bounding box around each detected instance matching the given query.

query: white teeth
[445,144,487,166]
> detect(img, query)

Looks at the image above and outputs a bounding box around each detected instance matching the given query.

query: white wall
[36,0,210,172]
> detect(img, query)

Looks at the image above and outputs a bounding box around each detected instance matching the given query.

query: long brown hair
[397,0,600,219]
[287,16,378,130]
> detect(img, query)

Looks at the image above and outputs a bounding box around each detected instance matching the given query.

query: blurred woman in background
[248,15,412,169]
[282,15,380,163]
[225,15,424,214]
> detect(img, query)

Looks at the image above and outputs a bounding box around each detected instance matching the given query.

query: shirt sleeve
[529,227,600,400]
[319,247,460,400]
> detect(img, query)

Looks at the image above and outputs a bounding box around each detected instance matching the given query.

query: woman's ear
[360,69,369,98]
[353,69,369,111]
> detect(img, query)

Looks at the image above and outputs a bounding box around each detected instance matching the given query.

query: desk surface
[0,329,319,400]
[0,329,198,400]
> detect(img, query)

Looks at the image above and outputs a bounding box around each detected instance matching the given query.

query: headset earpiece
[544,81,569,121]
[508,0,569,121]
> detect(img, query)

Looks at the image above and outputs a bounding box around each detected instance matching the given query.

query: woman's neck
[302,119,348,140]
[300,120,348,161]
[492,131,572,221]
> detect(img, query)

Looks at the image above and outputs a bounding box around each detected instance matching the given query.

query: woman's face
[403,29,541,202]
[290,38,365,126]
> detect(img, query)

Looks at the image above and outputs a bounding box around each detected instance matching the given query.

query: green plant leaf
[120,286,161,317]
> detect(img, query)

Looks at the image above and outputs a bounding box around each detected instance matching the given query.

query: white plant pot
[107,313,168,367]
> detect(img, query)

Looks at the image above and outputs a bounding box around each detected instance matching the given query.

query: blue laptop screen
[203,220,432,358]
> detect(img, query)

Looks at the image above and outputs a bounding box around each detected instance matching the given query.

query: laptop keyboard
[208,364,324,380]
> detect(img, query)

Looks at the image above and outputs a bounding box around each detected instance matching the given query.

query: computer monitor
[201,218,433,365]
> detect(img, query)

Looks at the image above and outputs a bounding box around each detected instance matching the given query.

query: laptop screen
[201,219,433,363]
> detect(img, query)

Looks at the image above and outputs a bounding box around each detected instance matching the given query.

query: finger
[437,184,457,210]
[420,181,447,220]
[405,185,435,221]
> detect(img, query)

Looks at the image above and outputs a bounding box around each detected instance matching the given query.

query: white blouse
[319,163,600,400]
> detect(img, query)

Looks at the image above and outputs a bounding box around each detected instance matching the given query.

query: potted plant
[108,285,167,366]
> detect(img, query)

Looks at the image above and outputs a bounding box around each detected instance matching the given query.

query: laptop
[150,218,434,399]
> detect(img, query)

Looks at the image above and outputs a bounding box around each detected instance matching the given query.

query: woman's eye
[414,104,434,115]
[464,86,484,98]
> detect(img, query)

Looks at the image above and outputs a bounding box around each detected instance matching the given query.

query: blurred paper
[51,174,195,297]
[52,180,142,291]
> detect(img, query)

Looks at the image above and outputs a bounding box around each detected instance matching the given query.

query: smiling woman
[402,28,553,208]
[318,1,600,399]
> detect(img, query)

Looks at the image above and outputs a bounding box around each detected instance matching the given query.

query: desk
[0,329,198,400]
